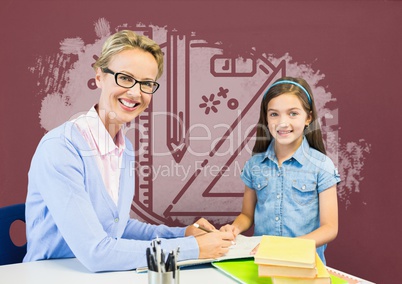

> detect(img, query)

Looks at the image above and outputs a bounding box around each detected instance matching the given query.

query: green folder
[212,259,273,284]
[212,259,348,284]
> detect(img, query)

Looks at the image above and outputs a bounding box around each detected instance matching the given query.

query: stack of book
[254,236,331,284]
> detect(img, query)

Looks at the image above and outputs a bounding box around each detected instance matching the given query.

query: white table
[0,258,375,284]
[0,258,233,284]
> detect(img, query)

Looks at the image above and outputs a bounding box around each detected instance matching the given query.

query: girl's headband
[265,80,312,106]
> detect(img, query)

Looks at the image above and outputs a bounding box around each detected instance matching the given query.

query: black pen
[148,251,156,272]
[165,251,172,272]
[146,247,152,271]
[160,249,166,273]
[171,253,176,279]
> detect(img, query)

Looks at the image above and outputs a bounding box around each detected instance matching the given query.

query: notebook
[327,267,362,284]
[136,235,261,273]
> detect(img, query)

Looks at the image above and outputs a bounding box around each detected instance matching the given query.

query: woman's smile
[118,98,140,110]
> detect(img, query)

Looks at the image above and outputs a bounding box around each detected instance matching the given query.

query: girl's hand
[219,224,240,238]
[250,243,260,255]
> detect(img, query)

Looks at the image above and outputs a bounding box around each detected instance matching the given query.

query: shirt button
[257,184,261,188]
[276,194,280,199]
[275,216,279,221]
[277,173,280,177]
[114,218,119,223]
[302,185,306,190]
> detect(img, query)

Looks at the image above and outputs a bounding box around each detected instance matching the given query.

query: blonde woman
[24,30,233,272]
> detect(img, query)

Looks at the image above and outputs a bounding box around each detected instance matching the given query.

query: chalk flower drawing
[199,94,221,114]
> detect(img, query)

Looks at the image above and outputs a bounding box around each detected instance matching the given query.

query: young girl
[220,77,340,264]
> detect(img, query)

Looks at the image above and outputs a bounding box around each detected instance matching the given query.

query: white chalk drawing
[29,18,370,225]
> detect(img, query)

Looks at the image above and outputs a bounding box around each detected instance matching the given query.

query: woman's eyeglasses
[102,67,159,94]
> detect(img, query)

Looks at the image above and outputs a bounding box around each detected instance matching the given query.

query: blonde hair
[93,30,164,80]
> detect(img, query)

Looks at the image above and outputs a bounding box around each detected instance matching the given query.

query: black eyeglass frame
[102,67,160,94]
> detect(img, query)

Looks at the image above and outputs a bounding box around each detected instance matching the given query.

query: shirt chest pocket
[291,179,318,206]
[252,178,269,203]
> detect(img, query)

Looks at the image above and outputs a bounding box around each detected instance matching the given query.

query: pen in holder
[147,238,180,284]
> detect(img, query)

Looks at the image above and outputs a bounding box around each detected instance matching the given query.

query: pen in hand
[193,223,214,233]
[193,223,237,245]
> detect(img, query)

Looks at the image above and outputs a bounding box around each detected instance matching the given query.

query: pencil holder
[148,268,180,284]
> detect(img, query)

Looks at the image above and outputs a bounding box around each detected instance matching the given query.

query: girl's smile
[276,129,293,136]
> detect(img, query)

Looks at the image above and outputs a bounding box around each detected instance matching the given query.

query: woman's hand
[195,231,235,259]
[185,217,217,236]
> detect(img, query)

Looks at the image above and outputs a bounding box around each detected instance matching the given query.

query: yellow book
[254,236,316,268]
[258,260,318,278]
[271,253,330,284]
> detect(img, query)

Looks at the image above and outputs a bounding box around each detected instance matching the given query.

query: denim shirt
[241,137,341,264]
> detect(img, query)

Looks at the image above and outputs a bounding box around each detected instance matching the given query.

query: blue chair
[0,203,27,265]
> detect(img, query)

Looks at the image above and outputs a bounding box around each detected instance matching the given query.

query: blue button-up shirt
[241,137,341,263]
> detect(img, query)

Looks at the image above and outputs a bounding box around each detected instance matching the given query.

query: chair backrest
[0,203,27,265]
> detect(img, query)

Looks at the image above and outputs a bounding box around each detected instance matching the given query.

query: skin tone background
[1,1,401,283]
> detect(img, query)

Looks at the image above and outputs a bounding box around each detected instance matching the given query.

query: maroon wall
[1,1,401,282]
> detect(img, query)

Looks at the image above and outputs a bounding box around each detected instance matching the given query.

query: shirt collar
[261,136,310,166]
[86,105,126,156]
[291,137,310,166]
[262,141,276,163]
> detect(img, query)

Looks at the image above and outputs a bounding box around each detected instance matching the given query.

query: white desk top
[0,258,375,284]
[0,258,235,284]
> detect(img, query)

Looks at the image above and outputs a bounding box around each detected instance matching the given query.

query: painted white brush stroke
[28,18,370,214]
